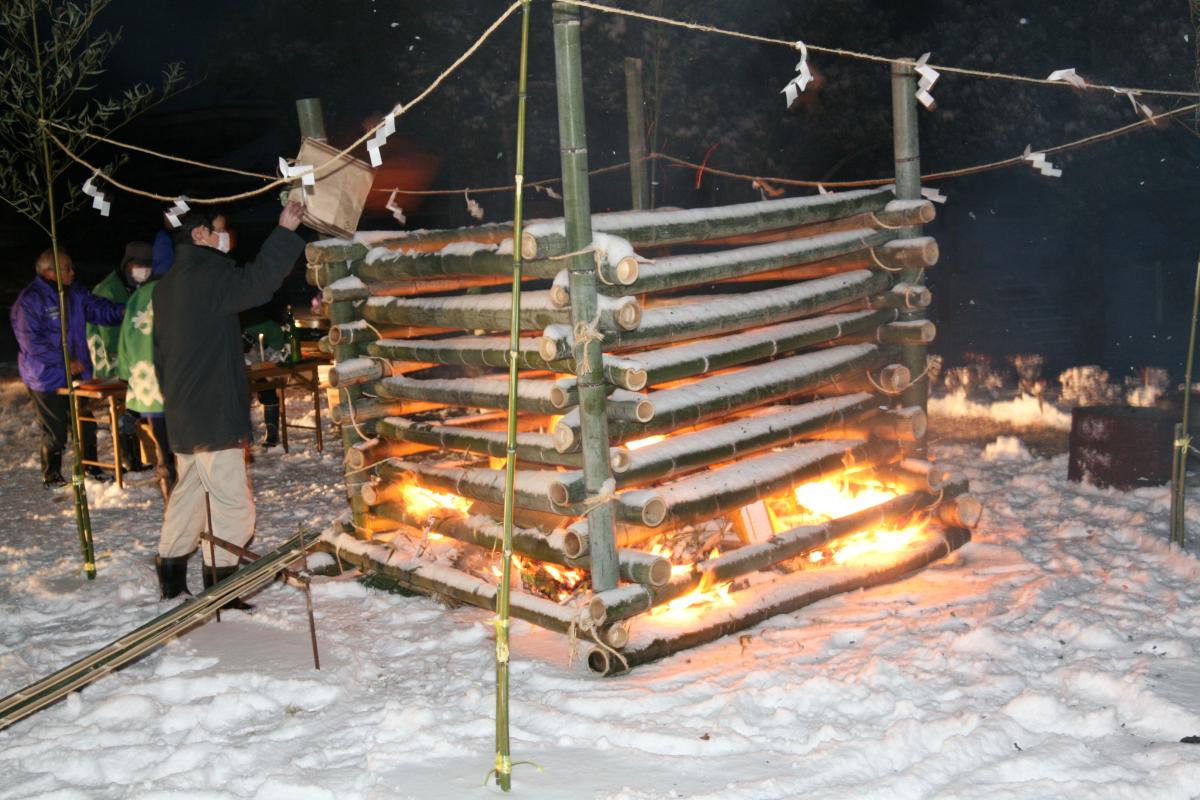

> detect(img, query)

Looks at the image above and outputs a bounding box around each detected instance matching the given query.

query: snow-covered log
[364,290,641,333]
[376,417,583,468]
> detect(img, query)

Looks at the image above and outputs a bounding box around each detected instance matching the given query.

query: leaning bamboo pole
[553,0,619,592]
[495,2,532,790]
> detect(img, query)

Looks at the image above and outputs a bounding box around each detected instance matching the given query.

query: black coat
[153,228,305,453]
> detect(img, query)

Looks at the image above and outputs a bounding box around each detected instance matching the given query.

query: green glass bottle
[286,305,302,364]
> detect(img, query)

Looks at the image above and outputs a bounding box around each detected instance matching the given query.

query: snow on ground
[4,377,1200,799]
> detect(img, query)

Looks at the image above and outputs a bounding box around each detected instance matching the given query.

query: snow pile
[983,435,1034,461]
[929,390,1073,430]
[6,375,1200,797]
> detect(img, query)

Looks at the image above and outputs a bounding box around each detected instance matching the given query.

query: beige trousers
[158,448,255,568]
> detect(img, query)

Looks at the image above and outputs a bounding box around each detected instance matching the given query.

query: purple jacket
[11,276,125,392]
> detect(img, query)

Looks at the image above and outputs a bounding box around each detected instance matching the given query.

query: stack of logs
[310,186,979,674]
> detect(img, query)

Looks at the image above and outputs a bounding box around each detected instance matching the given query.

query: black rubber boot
[41,446,66,487]
[120,433,149,472]
[156,555,192,599]
[202,565,255,611]
[261,404,280,449]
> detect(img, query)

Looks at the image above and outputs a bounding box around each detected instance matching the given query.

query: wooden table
[57,380,127,487]
[246,360,324,453]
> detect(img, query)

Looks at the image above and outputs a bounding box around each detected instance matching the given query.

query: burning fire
[399,482,472,518]
[648,547,735,622]
[625,434,666,451]
[493,555,588,603]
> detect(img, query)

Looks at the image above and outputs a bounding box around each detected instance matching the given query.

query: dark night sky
[4,0,1200,380]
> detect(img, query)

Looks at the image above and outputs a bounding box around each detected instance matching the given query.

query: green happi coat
[118,281,163,413]
[86,270,130,379]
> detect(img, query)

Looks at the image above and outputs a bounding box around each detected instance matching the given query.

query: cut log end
[553,423,578,453]
[561,528,588,559]
[641,496,668,527]
[345,449,367,470]
[361,483,382,506]
[587,646,620,675]
[877,364,911,394]
[647,557,671,588]
[550,284,571,308]
[600,621,630,649]
[609,448,631,473]
[623,368,648,392]
[614,299,643,331]
[615,256,639,285]
[549,481,571,508]
[939,494,983,529]
[588,596,609,626]
[634,398,655,423]
[539,336,564,363]
[549,385,572,409]
[521,231,539,261]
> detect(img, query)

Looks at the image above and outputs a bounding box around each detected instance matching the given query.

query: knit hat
[121,241,154,270]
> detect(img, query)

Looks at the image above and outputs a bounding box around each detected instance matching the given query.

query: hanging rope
[556,0,1200,99]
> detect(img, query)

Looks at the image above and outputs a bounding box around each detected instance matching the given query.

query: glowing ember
[828,525,926,565]
[789,480,897,523]
[497,555,588,603]
[625,434,666,451]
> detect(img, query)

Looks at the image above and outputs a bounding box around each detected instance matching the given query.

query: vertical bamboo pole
[552,2,620,591]
[493,0,532,791]
[32,2,95,579]
[624,57,651,210]
[295,98,328,142]
[890,60,928,453]
[327,277,370,533]
[1170,257,1200,547]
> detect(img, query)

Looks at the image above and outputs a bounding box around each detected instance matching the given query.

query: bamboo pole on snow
[494,0,532,789]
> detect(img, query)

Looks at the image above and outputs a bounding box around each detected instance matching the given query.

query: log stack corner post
[552,0,620,592]
[891,59,929,449]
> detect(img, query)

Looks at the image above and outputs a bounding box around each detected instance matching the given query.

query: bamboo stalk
[323,274,514,302]
[609,227,896,296]
[521,186,897,257]
[625,57,650,210]
[617,438,896,528]
[358,245,561,281]
[608,394,880,485]
[1172,256,1200,547]
[328,357,393,387]
[364,290,641,333]
[553,0,620,592]
[329,397,442,425]
[553,344,887,452]
[376,417,583,468]
[689,201,936,249]
[588,525,971,675]
[369,505,670,588]
[874,320,937,345]
[307,260,353,290]
[539,270,892,357]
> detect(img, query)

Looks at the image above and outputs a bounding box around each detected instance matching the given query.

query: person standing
[10,248,125,487]
[153,202,305,602]
[117,265,175,502]
[90,241,155,471]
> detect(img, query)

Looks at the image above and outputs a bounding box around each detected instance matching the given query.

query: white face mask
[215,231,232,253]
[130,266,152,284]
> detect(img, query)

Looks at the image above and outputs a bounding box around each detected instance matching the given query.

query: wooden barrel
[1067,405,1175,490]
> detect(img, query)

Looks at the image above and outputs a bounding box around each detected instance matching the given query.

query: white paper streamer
[914,52,940,110]
[921,187,947,204]
[1023,145,1062,178]
[1046,68,1087,89]
[165,196,190,228]
[385,189,406,225]
[816,184,830,196]
[465,190,484,221]
[535,184,562,201]
[279,158,315,187]
[1117,90,1155,121]
[81,173,110,217]
[780,40,814,108]
[366,105,401,168]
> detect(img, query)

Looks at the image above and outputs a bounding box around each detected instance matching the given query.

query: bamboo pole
[323,274,514,302]
[521,186,897,257]
[624,57,651,210]
[494,2,532,790]
[891,61,929,442]
[1171,256,1200,547]
[376,417,583,468]
[553,0,619,591]
[31,7,94,579]
[609,227,897,296]
[553,344,887,451]
[363,290,641,333]
[358,246,562,281]
[539,270,892,358]
[588,526,972,675]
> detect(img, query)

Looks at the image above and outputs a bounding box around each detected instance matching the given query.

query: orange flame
[398,481,472,518]
[625,434,666,451]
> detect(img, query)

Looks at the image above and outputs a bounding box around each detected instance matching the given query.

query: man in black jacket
[153,202,305,602]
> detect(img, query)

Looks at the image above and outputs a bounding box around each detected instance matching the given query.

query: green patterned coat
[117,281,163,413]
[86,270,130,379]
